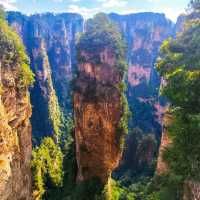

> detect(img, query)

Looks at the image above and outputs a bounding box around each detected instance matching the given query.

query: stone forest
[0,0,200,199]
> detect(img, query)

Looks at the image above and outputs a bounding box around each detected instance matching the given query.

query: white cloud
[0,0,18,11]
[102,0,128,8]
[66,4,100,18]
[52,0,81,2]
[66,1,128,19]
[161,7,185,22]
[146,0,162,2]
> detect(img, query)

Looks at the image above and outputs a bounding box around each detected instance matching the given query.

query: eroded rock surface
[7,12,83,139]
[0,22,32,200]
[74,47,124,184]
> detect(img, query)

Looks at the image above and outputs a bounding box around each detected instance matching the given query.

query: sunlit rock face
[7,11,176,179]
[74,46,124,184]
[0,42,32,200]
[109,13,175,178]
[110,12,175,135]
[7,12,84,139]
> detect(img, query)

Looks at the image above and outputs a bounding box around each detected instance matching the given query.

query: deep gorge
[0,2,200,199]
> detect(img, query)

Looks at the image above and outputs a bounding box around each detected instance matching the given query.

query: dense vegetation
[0,8,34,88]
[143,0,200,199]
[3,1,200,198]
[31,137,63,200]
[77,13,128,74]
[31,117,73,200]
[115,128,157,182]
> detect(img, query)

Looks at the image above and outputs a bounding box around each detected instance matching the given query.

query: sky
[0,0,189,22]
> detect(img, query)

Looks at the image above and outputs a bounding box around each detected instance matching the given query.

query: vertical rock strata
[74,14,128,184]
[0,17,33,200]
[110,13,174,134]
[7,12,84,139]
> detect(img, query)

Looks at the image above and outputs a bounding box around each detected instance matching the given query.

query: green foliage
[155,4,200,198]
[43,117,77,200]
[72,178,104,200]
[144,173,183,200]
[107,179,136,200]
[31,137,63,200]
[117,60,128,76]
[162,112,200,180]
[19,62,35,87]
[77,13,127,75]
[48,91,63,141]
[0,16,34,87]
[117,93,131,149]
[115,82,131,149]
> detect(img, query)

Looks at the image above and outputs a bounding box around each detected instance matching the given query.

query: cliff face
[74,55,123,183]
[0,18,33,200]
[7,12,175,139]
[110,13,174,135]
[7,12,83,140]
[6,11,176,181]
[7,12,174,140]
[109,13,174,177]
[74,14,128,185]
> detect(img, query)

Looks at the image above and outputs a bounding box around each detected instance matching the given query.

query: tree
[0,10,34,87]
[31,137,63,200]
[77,13,127,74]
[156,0,200,182]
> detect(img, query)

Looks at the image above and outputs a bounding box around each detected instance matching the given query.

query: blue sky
[0,0,189,21]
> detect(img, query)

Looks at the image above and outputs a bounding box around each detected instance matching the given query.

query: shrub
[0,15,34,87]
[31,137,63,200]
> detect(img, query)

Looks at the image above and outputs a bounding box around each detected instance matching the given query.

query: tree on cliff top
[0,8,34,87]
[77,13,127,74]
[31,137,63,200]
[153,1,200,198]
[77,13,126,56]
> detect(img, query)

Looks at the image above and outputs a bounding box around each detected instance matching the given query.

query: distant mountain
[7,12,83,140]
[7,11,175,175]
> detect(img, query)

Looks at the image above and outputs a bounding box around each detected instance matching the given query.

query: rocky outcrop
[7,12,175,139]
[28,37,62,141]
[6,11,177,180]
[7,12,175,140]
[0,19,33,200]
[7,12,84,140]
[74,14,128,185]
[74,48,124,184]
[109,13,174,178]
[110,13,174,135]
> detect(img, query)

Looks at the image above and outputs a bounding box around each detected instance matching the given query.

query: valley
[0,0,200,199]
